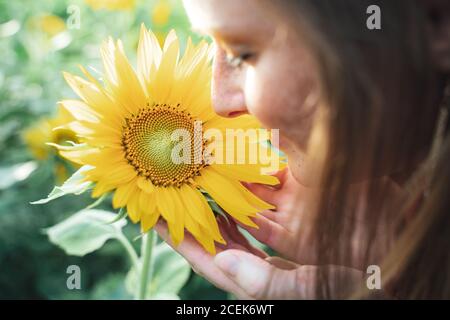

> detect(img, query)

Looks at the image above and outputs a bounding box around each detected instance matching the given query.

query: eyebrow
[192,25,253,47]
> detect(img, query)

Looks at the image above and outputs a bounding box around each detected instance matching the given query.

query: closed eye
[225,52,255,68]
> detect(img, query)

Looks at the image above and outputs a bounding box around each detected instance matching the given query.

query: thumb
[214,250,311,299]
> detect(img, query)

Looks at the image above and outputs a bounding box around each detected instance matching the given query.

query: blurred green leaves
[45,209,126,256]
[125,242,190,299]
[0,0,220,300]
[31,165,93,204]
[0,161,37,190]
[45,207,191,299]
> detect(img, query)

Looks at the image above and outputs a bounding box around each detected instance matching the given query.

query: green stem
[85,194,107,210]
[138,230,156,300]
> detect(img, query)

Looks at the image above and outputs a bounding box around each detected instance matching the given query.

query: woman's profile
[155,0,450,299]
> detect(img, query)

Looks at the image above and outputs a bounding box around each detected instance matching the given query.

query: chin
[284,146,325,188]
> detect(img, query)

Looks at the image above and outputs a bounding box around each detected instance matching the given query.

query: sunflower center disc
[122,105,206,187]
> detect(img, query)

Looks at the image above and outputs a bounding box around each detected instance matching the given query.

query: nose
[211,47,248,118]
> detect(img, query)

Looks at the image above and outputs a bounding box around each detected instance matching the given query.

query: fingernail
[214,252,241,277]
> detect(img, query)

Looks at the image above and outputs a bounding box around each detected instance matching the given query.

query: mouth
[228,111,247,117]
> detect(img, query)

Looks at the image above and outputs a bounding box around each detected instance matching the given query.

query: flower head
[23,108,77,161]
[56,26,283,254]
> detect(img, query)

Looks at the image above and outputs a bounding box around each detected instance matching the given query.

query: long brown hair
[267,0,449,298]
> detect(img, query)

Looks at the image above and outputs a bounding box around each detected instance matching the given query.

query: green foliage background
[0,0,227,300]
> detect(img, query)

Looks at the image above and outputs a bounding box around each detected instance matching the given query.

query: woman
[156,0,450,299]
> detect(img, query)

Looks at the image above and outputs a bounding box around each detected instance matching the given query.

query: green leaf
[45,209,127,257]
[205,193,228,219]
[152,293,181,300]
[31,165,93,204]
[151,242,191,295]
[90,274,132,300]
[125,242,190,299]
[0,161,37,190]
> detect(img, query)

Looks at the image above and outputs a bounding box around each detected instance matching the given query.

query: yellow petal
[233,179,275,211]
[155,187,176,223]
[165,187,185,246]
[195,167,259,228]
[141,211,160,232]
[204,114,261,131]
[127,190,142,222]
[62,71,122,122]
[91,179,116,198]
[137,24,162,89]
[92,164,137,186]
[150,30,179,102]
[213,164,280,186]
[139,189,156,216]
[58,100,101,123]
[179,184,224,243]
[137,176,155,194]
[196,225,217,254]
[111,39,148,115]
[57,146,99,165]
[112,181,138,208]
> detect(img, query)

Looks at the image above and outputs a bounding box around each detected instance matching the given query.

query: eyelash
[225,52,254,68]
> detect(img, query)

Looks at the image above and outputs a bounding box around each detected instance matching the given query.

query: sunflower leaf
[44,209,126,256]
[125,242,190,299]
[31,165,93,204]
[0,161,37,190]
[204,192,228,219]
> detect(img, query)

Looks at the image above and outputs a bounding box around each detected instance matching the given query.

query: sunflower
[85,0,135,11]
[150,0,172,46]
[151,0,171,27]
[55,26,283,254]
[23,108,78,182]
[29,14,66,37]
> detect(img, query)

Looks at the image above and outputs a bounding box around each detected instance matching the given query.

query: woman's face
[183,0,323,186]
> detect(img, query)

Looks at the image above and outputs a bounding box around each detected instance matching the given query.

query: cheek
[243,47,323,186]
[244,52,320,152]
[244,67,272,125]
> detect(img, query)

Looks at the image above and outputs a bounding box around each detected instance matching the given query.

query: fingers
[243,183,282,207]
[154,220,253,298]
[232,213,294,256]
[241,167,289,207]
[265,256,299,270]
[270,167,290,184]
[155,221,321,299]
[214,249,310,299]
[217,215,268,259]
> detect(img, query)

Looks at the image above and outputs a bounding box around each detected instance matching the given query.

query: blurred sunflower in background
[22,108,78,182]
[152,0,171,26]
[55,26,282,254]
[24,12,73,55]
[151,0,172,47]
[28,14,66,37]
[85,0,136,11]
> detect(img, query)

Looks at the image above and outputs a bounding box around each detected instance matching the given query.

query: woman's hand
[155,219,364,299]
[238,167,311,264]
[153,167,353,299]
[154,167,370,298]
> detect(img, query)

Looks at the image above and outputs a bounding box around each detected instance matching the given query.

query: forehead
[182,0,272,35]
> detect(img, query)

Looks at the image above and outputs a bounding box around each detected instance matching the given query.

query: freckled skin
[183,0,322,186]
